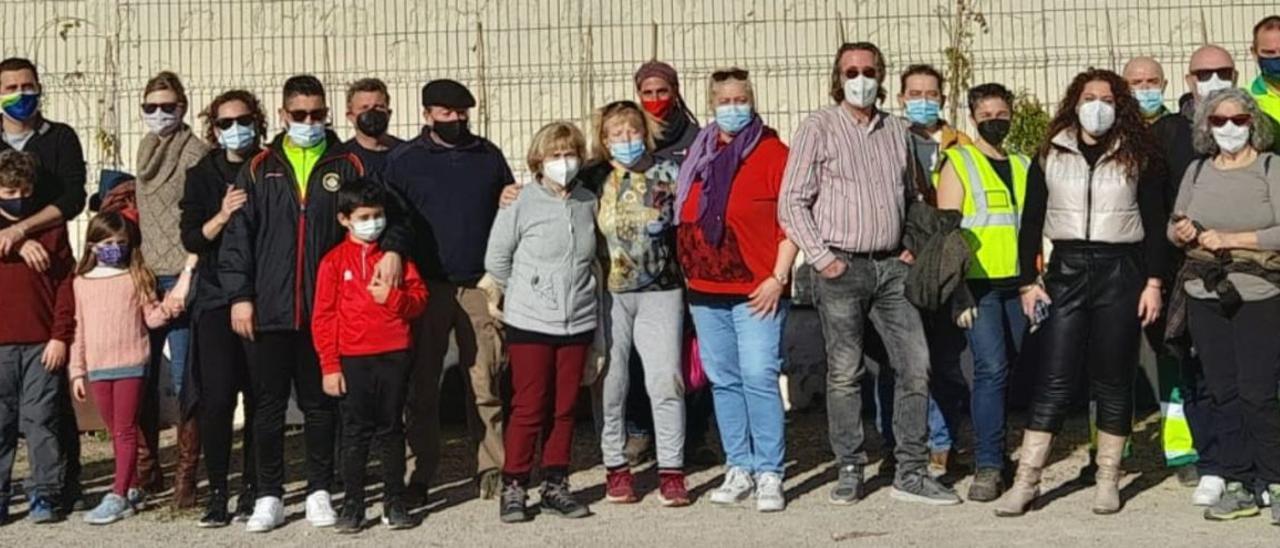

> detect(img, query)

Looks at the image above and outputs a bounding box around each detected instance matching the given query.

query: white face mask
[1077,100,1116,137]
[143,110,181,135]
[1211,120,1251,154]
[1195,74,1233,99]
[350,217,386,242]
[542,156,580,186]
[843,75,879,108]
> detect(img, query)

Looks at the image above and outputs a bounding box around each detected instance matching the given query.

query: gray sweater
[485,181,600,336]
[1169,152,1280,301]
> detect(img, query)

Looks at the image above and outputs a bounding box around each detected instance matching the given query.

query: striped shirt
[779,105,920,271]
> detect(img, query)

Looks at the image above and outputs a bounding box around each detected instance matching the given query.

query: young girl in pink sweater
[69,212,182,525]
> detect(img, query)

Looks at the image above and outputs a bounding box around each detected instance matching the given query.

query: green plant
[936,0,989,123]
[1006,92,1051,157]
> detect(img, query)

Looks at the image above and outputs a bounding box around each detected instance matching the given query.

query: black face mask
[977,119,1012,148]
[356,109,390,137]
[0,196,28,218]
[432,119,472,145]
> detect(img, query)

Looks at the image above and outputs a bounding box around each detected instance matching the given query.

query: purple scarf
[674,115,764,246]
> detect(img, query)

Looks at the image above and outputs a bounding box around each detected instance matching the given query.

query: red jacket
[0,220,75,345]
[312,237,428,375]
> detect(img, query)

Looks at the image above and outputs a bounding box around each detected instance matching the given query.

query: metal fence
[2,0,1278,249]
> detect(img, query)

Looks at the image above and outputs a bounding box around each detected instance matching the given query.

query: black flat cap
[422,79,476,109]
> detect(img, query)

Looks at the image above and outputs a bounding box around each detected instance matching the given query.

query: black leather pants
[1028,242,1144,436]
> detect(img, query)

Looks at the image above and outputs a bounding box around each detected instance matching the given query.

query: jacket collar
[267,130,344,159]
[415,126,484,152]
[1049,127,1119,157]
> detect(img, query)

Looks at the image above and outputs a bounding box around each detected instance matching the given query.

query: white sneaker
[305,490,337,527]
[1191,475,1225,507]
[755,472,786,513]
[245,496,285,533]
[709,467,755,505]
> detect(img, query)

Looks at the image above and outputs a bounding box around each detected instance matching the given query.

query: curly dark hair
[199,89,268,148]
[1040,68,1156,179]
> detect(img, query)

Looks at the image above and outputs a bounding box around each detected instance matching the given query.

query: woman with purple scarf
[675,68,796,512]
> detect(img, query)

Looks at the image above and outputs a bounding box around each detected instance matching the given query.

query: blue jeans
[690,300,789,474]
[150,275,191,396]
[962,286,1026,470]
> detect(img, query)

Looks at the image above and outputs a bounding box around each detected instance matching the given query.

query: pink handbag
[683,333,708,392]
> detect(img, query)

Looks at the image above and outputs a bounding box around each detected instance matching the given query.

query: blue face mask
[609,138,646,166]
[0,91,39,122]
[904,99,941,127]
[287,121,325,148]
[1261,57,1280,79]
[714,104,754,135]
[1134,88,1165,115]
[218,122,257,151]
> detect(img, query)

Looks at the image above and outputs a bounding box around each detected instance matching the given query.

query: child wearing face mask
[311,178,427,534]
[69,212,183,525]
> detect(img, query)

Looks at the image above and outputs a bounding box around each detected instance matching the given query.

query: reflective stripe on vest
[943,145,1029,279]
[1252,77,1280,153]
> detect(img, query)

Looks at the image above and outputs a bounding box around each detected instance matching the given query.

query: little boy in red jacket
[312,178,427,533]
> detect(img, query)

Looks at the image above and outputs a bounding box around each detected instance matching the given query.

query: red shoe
[606,468,638,503]
[657,471,691,507]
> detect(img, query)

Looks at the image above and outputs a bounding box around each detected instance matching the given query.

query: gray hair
[1192,88,1274,155]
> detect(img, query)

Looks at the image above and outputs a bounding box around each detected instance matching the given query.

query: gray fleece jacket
[484,180,600,336]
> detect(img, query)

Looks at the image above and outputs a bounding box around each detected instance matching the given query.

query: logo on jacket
[323,173,341,192]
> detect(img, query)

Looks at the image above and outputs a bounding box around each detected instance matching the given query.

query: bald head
[1123,57,1166,92]
[1189,45,1235,72]
[1186,45,1238,100]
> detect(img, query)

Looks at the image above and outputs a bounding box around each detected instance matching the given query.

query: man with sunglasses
[1179,45,1238,121]
[779,42,961,507]
[219,74,412,533]
[341,78,402,176]
[1250,15,1280,152]
[384,79,515,505]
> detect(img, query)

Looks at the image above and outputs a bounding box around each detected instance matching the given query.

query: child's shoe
[84,493,133,525]
[27,495,59,523]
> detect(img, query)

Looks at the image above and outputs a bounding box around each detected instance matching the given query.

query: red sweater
[677,130,790,296]
[312,237,428,375]
[0,220,75,345]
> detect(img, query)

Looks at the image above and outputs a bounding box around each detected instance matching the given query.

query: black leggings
[1187,296,1280,485]
[1028,242,1143,436]
[196,305,256,494]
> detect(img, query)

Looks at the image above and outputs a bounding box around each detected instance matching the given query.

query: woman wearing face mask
[1169,88,1280,524]
[179,89,267,526]
[635,60,701,164]
[675,68,795,512]
[485,121,599,523]
[996,69,1169,517]
[133,70,209,510]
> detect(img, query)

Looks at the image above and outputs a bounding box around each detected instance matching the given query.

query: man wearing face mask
[780,41,960,506]
[383,79,516,504]
[1250,15,1280,152]
[1179,45,1239,121]
[340,78,403,176]
[219,74,412,533]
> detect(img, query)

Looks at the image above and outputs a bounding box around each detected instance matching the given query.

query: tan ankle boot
[1092,433,1125,514]
[994,430,1052,517]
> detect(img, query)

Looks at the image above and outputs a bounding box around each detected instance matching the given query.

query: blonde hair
[76,212,159,303]
[590,101,662,162]
[526,121,587,175]
[706,67,755,113]
[144,70,188,105]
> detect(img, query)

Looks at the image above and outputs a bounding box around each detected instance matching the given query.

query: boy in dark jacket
[313,179,427,533]
[218,75,411,534]
[0,150,74,523]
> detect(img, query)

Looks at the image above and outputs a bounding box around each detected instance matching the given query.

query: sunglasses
[214,115,256,130]
[711,68,750,82]
[1208,114,1251,127]
[287,108,329,123]
[141,102,181,114]
[843,67,878,79]
[1191,67,1234,82]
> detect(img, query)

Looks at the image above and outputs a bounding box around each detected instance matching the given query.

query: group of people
[1,12,1280,536]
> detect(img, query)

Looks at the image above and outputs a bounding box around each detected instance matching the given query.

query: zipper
[271,147,309,330]
[1084,163,1095,241]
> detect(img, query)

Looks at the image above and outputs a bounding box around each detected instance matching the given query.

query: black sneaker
[500,480,529,524]
[197,490,231,528]
[968,468,1005,502]
[828,465,864,505]
[335,503,364,534]
[540,478,591,519]
[233,488,256,522]
[60,487,84,515]
[1205,482,1260,521]
[381,499,417,530]
[1175,465,1200,488]
[890,473,963,506]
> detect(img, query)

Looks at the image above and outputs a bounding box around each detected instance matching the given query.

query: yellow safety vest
[1250,77,1280,153]
[941,145,1029,280]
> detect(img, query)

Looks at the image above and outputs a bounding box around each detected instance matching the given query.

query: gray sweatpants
[0,343,65,499]
[600,289,686,470]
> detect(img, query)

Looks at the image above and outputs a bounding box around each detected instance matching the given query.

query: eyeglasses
[287,108,329,123]
[843,67,878,79]
[214,115,256,130]
[711,68,750,82]
[1191,67,1234,82]
[141,102,181,114]
[1208,114,1251,127]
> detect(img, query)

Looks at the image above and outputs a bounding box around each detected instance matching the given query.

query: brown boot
[1092,433,1125,515]
[994,430,1052,517]
[135,425,164,494]
[172,417,201,509]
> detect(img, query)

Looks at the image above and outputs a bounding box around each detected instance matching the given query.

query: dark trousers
[0,343,64,500]
[503,342,588,483]
[340,351,411,506]
[196,306,256,494]
[247,329,336,498]
[1182,354,1220,475]
[1187,296,1280,485]
[58,370,81,500]
[1028,244,1143,436]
